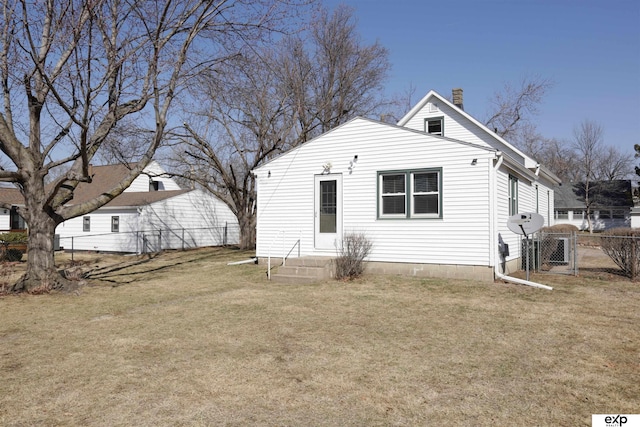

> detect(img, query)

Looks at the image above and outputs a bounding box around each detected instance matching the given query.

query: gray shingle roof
[554,180,633,209]
[0,163,189,208]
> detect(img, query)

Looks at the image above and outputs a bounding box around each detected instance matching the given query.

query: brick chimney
[452,88,463,110]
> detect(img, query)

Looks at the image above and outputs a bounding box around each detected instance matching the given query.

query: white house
[252,89,561,282]
[0,161,239,252]
[553,180,633,231]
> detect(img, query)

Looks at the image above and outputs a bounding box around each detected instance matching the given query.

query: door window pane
[319,180,336,233]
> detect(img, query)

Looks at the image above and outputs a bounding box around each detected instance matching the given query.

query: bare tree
[572,120,605,232]
[635,144,640,177]
[596,145,634,181]
[484,76,553,144]
[382,83,417,124]
[172,49,297,249]
[282,4,391,142]
[0,0,293,292]
[173,4,391,248]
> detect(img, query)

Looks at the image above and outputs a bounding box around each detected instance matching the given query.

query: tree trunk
[237,211,256,250]
[10,205,70,293]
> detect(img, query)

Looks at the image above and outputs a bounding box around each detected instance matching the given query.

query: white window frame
[411,171,441,218]
[83,216,90,232]
[379,173,407,218]
[425,117,444,136]
[508,175,518,215]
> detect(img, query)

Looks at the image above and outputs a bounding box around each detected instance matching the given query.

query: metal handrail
[267,230,302,280]
[267,230,285,280]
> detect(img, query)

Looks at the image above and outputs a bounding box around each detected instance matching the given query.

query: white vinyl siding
[0,210,9,230]
[55,190,239,252]
[254,118,494,266]
[125,161,181,192]
[402,95,527,166]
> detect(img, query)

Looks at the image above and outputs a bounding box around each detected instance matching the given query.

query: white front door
[314,174,342,250]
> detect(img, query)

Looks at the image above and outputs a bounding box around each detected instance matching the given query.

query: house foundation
[364,261,495,282]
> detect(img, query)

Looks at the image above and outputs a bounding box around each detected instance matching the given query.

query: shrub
[542,224,580,233]
[600,228,640,279]
[335,232,372,280]
[0,231,27,244]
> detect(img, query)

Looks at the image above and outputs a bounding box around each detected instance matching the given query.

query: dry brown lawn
[0,247,638,426]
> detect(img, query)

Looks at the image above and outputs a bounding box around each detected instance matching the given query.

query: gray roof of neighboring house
[0,187,23,205]
[101,189,191,207]
[554,180,633,209]
[0,163,189,208]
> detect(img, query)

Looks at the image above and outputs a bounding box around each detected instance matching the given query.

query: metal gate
[142,232,162,253]
[528,231,578,275]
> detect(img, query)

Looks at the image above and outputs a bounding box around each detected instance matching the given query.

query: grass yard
[0,247,638,426]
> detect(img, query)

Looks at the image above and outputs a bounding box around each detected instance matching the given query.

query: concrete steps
[270,257,334,284]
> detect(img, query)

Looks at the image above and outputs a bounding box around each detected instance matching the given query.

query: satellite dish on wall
[507,212,545,236]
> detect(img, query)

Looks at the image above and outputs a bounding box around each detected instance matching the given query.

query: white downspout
[494,269,553,290]
[492,152,553,291]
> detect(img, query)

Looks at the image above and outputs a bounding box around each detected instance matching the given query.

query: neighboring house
[553,180,634,231]
[0,187,27,232]
[0,161,239,252]
[252,89,561,282]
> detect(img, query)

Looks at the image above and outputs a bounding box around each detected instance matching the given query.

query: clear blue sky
[323,0,640,155]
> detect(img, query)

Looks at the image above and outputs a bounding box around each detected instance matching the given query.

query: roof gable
[0,161,182,208]
[397,90,539,169]
[66,161,180,205]
[253,116,496,173]
[102,189,192,207]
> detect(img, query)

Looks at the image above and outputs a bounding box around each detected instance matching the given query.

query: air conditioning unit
[549,237,569,264]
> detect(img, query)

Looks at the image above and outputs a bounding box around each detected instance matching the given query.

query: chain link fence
[58,224,240,258]
[574,233,639,280]
[526,231,640,280]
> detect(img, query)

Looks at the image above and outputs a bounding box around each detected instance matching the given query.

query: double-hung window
[111,216,120,233]
[412,171,440,217]
[83,216,91,232]
[379,168,442,219]
[380,173,406,217]
[508,175,518,215]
